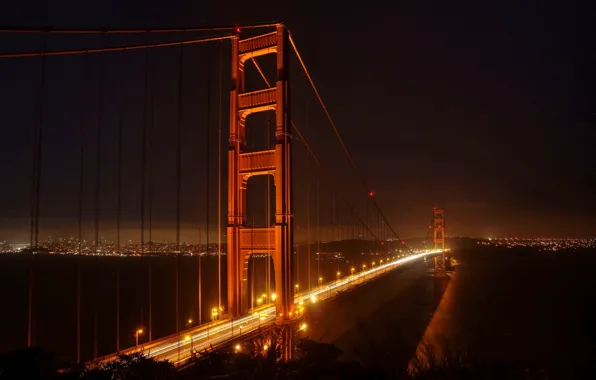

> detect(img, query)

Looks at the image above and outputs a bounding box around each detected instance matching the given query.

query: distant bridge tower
[432,207,446,271]
[227,24,294,356]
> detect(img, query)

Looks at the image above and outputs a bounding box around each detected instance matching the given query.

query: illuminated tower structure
[432,207,446,271]
[227,24,294,357]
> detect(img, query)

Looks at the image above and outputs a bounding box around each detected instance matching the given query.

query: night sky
[0,1,594,243]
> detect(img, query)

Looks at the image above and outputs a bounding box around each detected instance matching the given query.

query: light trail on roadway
[93,249,445,366]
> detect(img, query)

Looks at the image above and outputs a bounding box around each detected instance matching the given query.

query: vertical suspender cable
[93,32,105,360]
[28,31,46,348]
[217,40,223,312]
[316,173,320,282]
[204,44,212,323]
[140,37,149,257]
[147,88,155,342]
[139,36,150,335]
[148,44,155,342]
[266,120,271,300]
[307,182,311,290]
[76,50,88,365]
[175,41,184,342]
[116,95,123,353]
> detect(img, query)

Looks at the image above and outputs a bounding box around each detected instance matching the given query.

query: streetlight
[318,276,323,286]
[295,284,299,294]
[257,297,262,306]
[186,318,193,329]
[271,293,277,301]
[209,308,218,341]
[336,271,341,280]
[351,267,355,276]
[135,328,143,348]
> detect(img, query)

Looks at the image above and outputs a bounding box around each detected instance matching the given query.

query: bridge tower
[432,207,446,271]
[227,24,294,356]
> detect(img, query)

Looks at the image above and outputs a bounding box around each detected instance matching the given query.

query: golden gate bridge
[0,22,448,365]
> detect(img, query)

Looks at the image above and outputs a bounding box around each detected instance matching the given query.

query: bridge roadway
[93,249,445,367]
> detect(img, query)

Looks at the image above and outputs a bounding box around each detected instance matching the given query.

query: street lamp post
[135,328,143,348]
[186,319,193,351]
[209,307,218,341]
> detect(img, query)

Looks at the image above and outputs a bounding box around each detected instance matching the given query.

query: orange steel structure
[227,24,294,354]
[432,207,446,271]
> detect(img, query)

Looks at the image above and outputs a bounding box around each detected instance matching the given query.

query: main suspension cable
[288,32,411,250]
[0,23,277,35]
[0,34,233,58]
[250,56,375,241]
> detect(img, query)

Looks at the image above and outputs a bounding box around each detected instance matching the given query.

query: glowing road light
[135,328,144,347]
[98,250,442,365]
[263,345,268,351]
[299,323,307,331]
[311,295,317,303]
[257,298,262,305]
[235,344,241,352]
[184,335,190,341]
[188,319,192,324]
[271,293,277,301]
[336,271,341,280]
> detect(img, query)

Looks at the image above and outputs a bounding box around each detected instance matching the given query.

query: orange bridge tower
[432,207,446,271]
[227,24,294,355]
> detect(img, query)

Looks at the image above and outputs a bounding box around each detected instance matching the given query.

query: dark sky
[0,1,594,243]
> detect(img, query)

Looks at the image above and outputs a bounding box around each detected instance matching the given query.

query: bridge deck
[91,250,445,366]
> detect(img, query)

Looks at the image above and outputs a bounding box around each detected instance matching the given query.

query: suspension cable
[288,32,412,251]
[0,35,233,58]
[76,51,88,364]
[27,30,46,349]
[116,92,123,354]
[203,42,213,324]
[0,23,277,34]
[147,42,155,342]
[141,34,150,256]
[251,57,375,241]
[175,39,184,338]
[93,32,105,360]
[217,40,223,311]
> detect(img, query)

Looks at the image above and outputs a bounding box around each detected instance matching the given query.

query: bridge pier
[281,323,293,360]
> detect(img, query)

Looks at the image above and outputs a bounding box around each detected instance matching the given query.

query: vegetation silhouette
[0,339,570,379]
